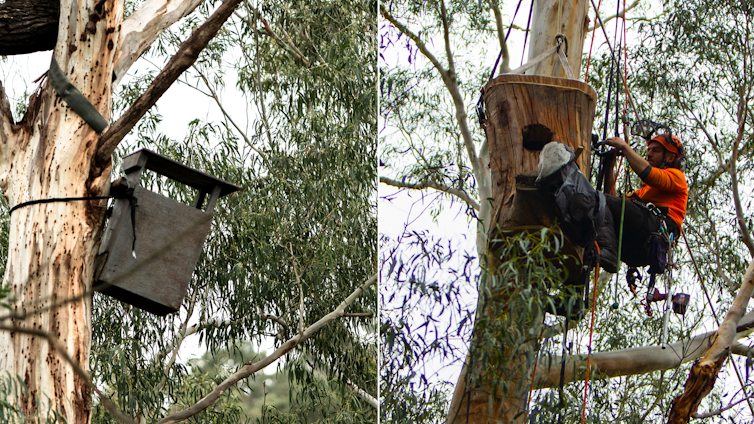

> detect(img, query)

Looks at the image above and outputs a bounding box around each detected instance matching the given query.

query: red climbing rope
[583,0,603,81]
[582,241,602,424]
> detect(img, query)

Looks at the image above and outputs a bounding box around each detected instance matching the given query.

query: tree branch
[586,0,641,32]
[97,0,243,162]
[112,0,205,86]
[727,87,754,257]
[692,392,754,419]
[488,0,510,73]
[532,309,754,388]
[380,176,481,211]
[155,273,377,424]
[668,259,754,422]
[0,324,137,424]
[347,379,378,409]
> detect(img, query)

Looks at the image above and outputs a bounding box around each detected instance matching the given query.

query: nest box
[94,149,241,316]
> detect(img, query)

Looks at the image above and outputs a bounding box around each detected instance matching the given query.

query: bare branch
[586,0,641,32]
[155,273,377,424]
[380,176,481,211]
[347,379,378,409]
[97,0,244,162]
[113,0,205,86]
[0,324,137,424]
[693,393,754,419]
[532,309,754,388]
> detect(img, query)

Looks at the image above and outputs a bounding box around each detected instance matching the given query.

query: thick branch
[532,310,754,388]
[667,260,754,423]
[97,0,243,162]
[0,0,59,55]
[380,176,481,211]
[113,0,204,86]
[155,273,377,424]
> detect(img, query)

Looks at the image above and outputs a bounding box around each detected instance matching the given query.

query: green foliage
[1,0,375,422]
[472,229,570,395]
[380,230,478,423]
[381,0,754,422]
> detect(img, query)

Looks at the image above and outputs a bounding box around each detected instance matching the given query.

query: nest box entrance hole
[522,124,553,151]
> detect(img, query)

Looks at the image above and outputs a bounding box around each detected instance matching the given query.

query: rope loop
[554,34,568,56]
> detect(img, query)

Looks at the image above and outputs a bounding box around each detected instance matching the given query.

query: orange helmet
[649,133,686,170]
[649,133,683,156]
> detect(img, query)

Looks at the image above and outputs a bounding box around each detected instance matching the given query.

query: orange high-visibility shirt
[630,166,688,230]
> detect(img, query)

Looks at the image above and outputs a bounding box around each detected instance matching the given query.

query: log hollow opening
[522,123,553,151]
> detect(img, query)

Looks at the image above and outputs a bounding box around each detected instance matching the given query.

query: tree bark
[0,0,247,420]
[525,0,590,78]
[0,0,60,55]
[0,0,121,421]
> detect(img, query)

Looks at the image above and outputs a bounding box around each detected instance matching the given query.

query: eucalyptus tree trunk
[0,0,225,421]
[447,0,591,422]
[526,0,590,77]
[0,2,121,420]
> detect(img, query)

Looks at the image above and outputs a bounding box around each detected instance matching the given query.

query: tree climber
[596,133,688,273]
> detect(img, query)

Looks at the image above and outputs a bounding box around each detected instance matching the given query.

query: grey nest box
[94,149,242,316]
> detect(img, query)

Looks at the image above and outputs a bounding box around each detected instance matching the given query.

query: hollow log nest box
[94,149,242,316]
[483,75,597,276]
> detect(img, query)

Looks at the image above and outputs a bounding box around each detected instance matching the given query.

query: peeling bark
[667,356,726,424]
[112,0,204,86]
[0,0,249,420]
[666,260,754,423]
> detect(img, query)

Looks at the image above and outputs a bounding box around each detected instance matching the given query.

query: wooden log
[483,74,596,237]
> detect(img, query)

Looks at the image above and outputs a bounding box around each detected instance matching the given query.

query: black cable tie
[9,196,113,215]
[8,191,139,257]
